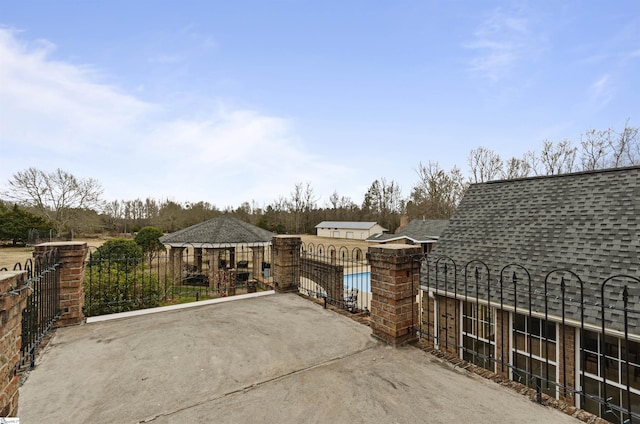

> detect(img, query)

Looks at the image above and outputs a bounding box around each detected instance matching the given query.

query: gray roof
[315,221,384,230]
[160,215,274,247]
[367,219,449,243]
[424,166,640,332]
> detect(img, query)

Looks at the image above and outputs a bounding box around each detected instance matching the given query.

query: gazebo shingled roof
[159,214,275,247]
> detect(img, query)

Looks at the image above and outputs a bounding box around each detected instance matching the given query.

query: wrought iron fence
[1,249,62,380]
[84,242,272,316]
[298,242,370,313]
[420,255,640,424]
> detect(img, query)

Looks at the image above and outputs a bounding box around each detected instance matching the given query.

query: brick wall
[0,271,28,417]
[300,257,344,301]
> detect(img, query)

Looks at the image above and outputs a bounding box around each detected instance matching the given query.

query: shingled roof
[367,218,449,243]
[424,166,640,332]
[160,215,274,247]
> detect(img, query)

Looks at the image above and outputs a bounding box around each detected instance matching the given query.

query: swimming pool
[343,271,371,293]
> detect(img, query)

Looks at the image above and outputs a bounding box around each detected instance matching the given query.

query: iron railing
[420,255,640,424]
[298,242,370,313]
[84,242,272,316]
[0,249,62,380]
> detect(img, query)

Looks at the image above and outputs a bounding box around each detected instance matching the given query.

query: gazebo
[159,215,274,289]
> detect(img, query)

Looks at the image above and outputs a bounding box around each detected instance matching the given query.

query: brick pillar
[35,242,88,327]
[0,271,28,417]
[368,244,421,347]
[272,236,301,293]
[494,309,511,378]
[558,324,576,405]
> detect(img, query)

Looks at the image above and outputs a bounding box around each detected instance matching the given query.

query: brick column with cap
[34,241,88,327]
[271,236,301,293]
[368,244,421,346]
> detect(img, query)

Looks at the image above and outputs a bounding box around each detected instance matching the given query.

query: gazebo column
[169,246,185,284]
[251,246,265,280]
[208,248,222,289]
[194,247,203,272]
[229,248,235,269]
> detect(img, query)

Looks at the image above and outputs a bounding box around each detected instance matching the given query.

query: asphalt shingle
[159,214,274,246]
[423,166,640,332]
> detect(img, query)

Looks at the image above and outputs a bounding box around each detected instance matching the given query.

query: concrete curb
[86,290,276,323]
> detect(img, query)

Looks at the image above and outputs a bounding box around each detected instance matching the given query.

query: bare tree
[408,162,467,219]
[539,139,577,175]
[503,156,531,179]
[580,129,611,171]
[286,182,316,233]
[468,146,504,183]
[610,120,640,167]
[4,167,103,236]
[104,200,125,234]
[578,121,639,171]
[362,178,404,231]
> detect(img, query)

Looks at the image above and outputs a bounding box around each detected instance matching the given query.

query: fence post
[368,244,421,347]
[0,271,28,417]
[34,242,88,327]
[271,236,301,293]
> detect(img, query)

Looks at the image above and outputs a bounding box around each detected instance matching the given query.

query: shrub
[84,238,157,316]
[134,226,165,260]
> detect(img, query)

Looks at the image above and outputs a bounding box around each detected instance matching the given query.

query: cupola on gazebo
[160,214,274,289]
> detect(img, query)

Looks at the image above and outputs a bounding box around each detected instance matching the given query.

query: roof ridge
[482,165,640,186]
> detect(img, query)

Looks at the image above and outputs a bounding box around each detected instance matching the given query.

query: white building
[315,221,387,240]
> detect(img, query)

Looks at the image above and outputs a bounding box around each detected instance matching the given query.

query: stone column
[209,248,223,289]
[169,246,185,285]
[251,246,265,280]
[271,236,301,293]
[0,271,28,417]
[194,247,203,271]
[34,242,88,327]
[367,244,422,347]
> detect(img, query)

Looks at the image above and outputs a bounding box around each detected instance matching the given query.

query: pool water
[343,271,371,293]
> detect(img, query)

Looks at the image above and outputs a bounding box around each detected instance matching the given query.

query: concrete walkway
[19,293,580,423]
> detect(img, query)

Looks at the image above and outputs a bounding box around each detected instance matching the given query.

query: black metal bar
[513,271,519,377]
[12,248,62,379]
[560,277,567,399]
[600,280,609,418]
[528,271,533,390]
[623,286,631,423]
[543,275,550,392]
[537,376,542,403]
[499,272,505,372]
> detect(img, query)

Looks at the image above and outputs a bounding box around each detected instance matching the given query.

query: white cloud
[0,28,353,207]
[0,29,153,152]
[588,74,614,108]
[465,7,537,82]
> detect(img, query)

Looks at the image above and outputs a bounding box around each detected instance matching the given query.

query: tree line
[1,122,638,243]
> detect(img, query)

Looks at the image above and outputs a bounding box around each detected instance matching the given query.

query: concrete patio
[19,293,580,423]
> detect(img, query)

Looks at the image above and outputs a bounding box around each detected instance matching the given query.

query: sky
[1,1,639,209]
